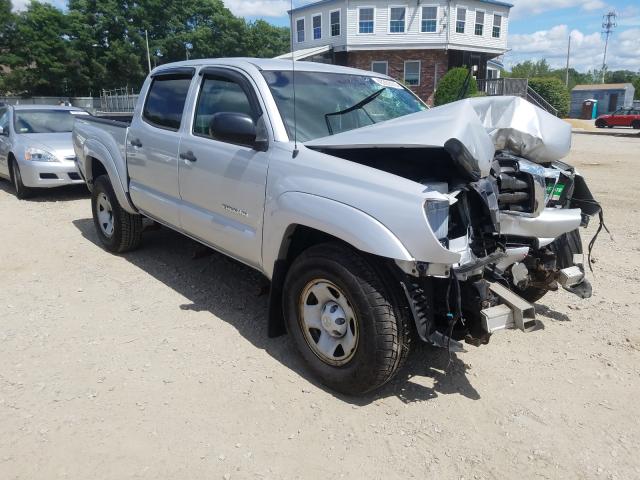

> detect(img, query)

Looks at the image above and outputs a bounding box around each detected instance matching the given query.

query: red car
[595,108,640,129]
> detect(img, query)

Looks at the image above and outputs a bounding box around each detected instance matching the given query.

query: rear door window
[143,76,192,130]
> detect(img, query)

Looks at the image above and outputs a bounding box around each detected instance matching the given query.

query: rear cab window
[142,74,193,130]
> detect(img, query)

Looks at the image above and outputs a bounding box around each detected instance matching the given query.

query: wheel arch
[264,192,415,338]
[83,148,137,215]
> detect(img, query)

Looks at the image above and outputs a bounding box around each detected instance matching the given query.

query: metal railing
[526,86,558,117]
[476,78,559,117]
[477,78,529,98]
[100,88,139,113]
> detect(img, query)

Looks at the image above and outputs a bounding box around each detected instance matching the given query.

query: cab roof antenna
[291,0,299,158]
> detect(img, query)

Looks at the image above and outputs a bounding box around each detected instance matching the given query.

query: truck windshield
[13,110,85,134]
[262,71,427,142]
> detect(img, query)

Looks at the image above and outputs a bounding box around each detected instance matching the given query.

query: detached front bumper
[18,159,85,188]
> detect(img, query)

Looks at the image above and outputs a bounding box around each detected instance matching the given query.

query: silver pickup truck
[73,58,600,394]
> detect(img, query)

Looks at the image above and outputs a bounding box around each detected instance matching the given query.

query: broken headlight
[424,199,449,242]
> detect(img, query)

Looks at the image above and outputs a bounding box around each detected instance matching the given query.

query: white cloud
[507,24,640,72]
[508,0,611,19]
[224,0,291,18]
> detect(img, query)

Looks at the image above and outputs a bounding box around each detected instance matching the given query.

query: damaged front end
[402,149,601,349]
[308,96,602,350]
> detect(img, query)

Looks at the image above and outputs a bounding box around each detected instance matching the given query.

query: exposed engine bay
[308,96,605,350]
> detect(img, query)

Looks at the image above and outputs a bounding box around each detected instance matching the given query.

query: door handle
[180,150,197,162]
[130,138,143,148]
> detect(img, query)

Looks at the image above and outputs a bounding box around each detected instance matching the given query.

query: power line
[601,10,617,84]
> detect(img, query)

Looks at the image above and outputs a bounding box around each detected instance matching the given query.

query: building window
[389,7,406,33]
[371,61,388,75]
[312,14,322,40]
[358,8,374,34]
[421,6,437,33]
[475,11,484,36]
[404,61,420,86]
[456,8,466,33]
[330,10,340,36]
[492,14,502,38]
[296,18,305,42]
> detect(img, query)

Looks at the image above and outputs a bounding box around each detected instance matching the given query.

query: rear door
[178,67,270,268]
[126,68,195,227]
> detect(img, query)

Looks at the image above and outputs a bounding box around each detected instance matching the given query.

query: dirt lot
[1,133,639,480]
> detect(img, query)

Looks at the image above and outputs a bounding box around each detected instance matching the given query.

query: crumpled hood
[466,96,571,163]
[305,96,572,177]
[20,133,75,159]
[306,98,495,177]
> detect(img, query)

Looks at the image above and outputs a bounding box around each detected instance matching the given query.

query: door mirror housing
[0,126,7,136]
[209,112,268,151]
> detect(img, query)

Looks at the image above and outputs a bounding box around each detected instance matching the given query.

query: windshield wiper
[324,87,386,135]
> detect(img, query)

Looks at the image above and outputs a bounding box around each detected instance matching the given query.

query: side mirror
[0,126,7,136]
[209,112,268,151]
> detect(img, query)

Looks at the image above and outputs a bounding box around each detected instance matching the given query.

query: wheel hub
[298,279,359,366]
[321,301,347,338]
[96,192,114,238]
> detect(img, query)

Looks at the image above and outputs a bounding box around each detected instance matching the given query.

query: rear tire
[632,120,640,130]
[11,159,33,200]
[283,243,411,395]
[91,175,143,253]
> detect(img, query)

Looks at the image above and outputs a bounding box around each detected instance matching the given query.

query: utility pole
[601,10,617,84]
[565,34,571,88]
[145,30,152,74]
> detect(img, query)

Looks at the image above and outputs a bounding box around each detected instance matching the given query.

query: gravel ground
[1,133,639,480]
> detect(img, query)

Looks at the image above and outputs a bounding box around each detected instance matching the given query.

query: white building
[283,0,512,101]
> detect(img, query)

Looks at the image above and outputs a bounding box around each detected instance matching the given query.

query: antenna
[291,0,299,158]
[601,10,617,84]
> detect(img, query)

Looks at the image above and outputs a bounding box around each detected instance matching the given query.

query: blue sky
[12,0,640,72]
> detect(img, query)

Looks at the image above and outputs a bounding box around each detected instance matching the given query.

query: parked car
[0,105,89,199]
[73,59,600,395]
[595,107,640,129]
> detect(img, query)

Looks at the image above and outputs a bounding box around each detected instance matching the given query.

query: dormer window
[313,14,322,40]
[296,18,305,42]
[331,10,341,36]
[475,11,484,36]
[389,7,406,33]
[492,14,502,38]
[421,6,438,33]
[456,8,466,33]
[358,8,375,34]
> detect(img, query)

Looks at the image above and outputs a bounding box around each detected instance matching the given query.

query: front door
[0,109,10,178]
[178,68,270,268]
[127,71,194,227]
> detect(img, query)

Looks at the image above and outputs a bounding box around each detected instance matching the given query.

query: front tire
[595,119,607,128]
[91,175,143,253]
[632,120,640,130]
[283,243,411,395]
[11,160,33,200]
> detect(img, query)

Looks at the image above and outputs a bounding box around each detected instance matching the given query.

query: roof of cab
[151,57,385,78]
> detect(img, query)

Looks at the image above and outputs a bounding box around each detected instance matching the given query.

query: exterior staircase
[476,78,559,117]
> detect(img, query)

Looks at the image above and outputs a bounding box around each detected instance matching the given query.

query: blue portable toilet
[581,99,598,120]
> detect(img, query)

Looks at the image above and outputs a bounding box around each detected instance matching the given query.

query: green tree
[506,59,552,79]
[2,2,81,96]
[528,77,570,117]
[434,67,478,106]
[244,20,290,58]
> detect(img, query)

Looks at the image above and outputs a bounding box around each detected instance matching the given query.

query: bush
[528,77,570,117]
[434,67,478,106]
